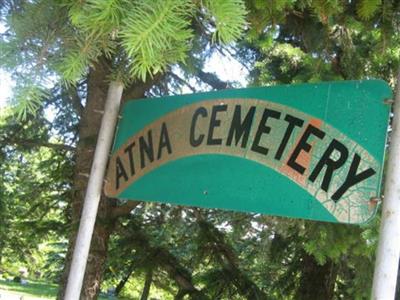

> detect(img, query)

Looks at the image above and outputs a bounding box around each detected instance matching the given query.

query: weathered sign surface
[104,80,391,224]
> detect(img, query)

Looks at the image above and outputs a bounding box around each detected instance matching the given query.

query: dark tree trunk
[295,253,337,300]
[395,260,400,299]
[140,268,153,300]
[115,261,136,296]
[57,58,161,299]
[174,289,186,300]
[57,58,117,300]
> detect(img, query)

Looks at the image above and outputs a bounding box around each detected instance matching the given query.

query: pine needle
[120,0,194,81]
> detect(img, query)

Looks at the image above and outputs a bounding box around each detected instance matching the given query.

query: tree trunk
[57,58,118,300]
[174,289,186,300]
[395,260,400,299]
[57,58,160,299]
[295,253,337,300]
[140,268,153,300]
[115,261,136,296]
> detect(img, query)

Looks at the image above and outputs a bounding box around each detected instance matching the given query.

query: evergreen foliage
[203,0,248,44]
[357,0,382,20]
[120,0,194,81]
[0,109,73,281]
[1,0,248,118]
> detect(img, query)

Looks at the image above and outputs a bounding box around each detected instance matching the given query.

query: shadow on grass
[0,279,117,299]
[0,279,58,299]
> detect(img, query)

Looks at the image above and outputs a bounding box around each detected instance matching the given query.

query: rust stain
[104,99,380,224]
[279,118,322,186]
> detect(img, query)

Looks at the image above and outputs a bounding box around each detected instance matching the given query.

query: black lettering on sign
[287,124,325,174]
[115,156,128,190]
[331,154,376,202]
[226,105,256,148]
[139,130,154,169]
[157,122,172,159]
[207,104,228,145]
[124,141,136,176]
[308,139,349,193]
[251,108,281,155]
[190,107,207,147]
[275,114,304,160]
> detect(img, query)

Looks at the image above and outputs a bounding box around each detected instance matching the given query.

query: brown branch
[115,260,137,295]
[122,220,209,300]
[168,72,196,92]
[66,85,84,116]
[152,278,175,294]
[140,267,153,300]
[196,70,229,90]
[111,201,140,218]
[215,46,252,74]
[123,73,165,102]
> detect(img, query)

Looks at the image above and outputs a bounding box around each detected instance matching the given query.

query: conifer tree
[1,0,249,298]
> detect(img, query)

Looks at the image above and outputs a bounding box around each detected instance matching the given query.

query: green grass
[0,279,112,299]
[0,279,58,299]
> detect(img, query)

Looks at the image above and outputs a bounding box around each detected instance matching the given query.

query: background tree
[0,90,75,281]
[1,0,249,298]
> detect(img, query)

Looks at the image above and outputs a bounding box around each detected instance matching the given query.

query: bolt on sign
[104,80,391,224]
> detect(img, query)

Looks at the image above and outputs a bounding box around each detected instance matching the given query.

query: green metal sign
[104,80,391,224]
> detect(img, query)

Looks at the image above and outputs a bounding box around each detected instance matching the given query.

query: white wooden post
[64,81,123,300]
[372,70,400,299]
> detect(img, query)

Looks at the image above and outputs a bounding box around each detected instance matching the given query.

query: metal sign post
[372,70,400,300]
[64,81,123,300]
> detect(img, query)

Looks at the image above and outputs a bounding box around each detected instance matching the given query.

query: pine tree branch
[120,219,209,300]
[196,70,229,90]
[216,45,252,73]
[66,85,84,116]
[194,210,268,300]
[168,72,196,92]
[152,278,175,294]
[111,201,140,218]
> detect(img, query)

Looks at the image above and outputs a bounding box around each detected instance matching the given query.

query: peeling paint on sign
[105,80,391,224]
